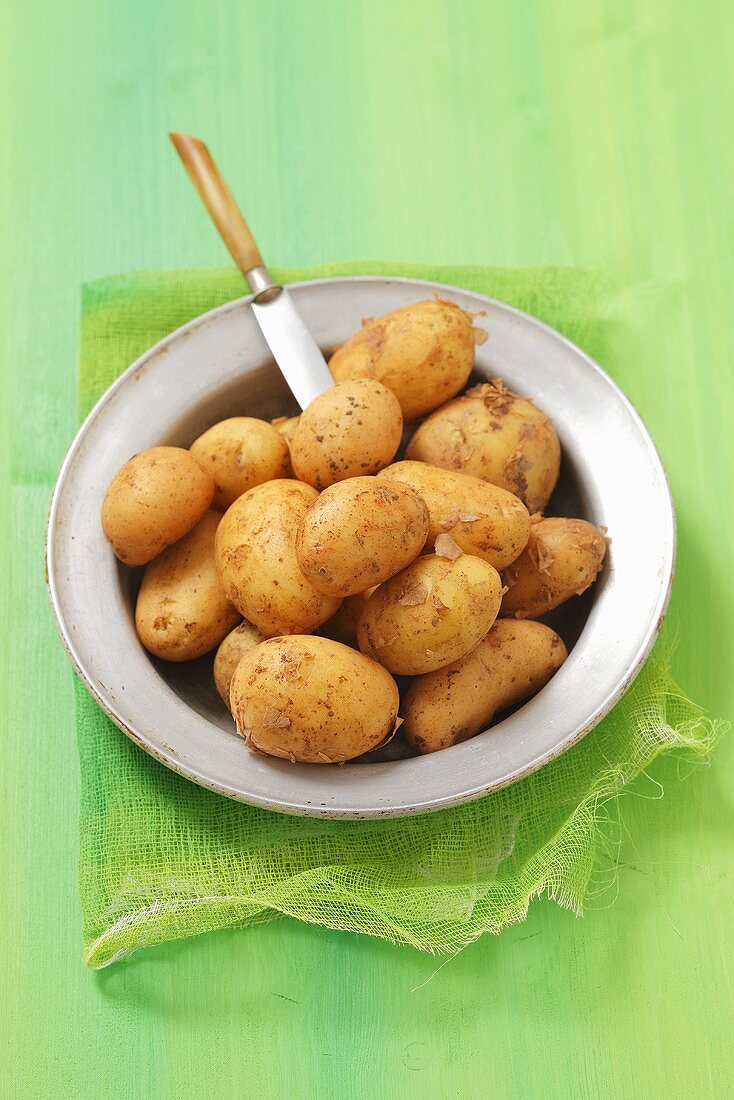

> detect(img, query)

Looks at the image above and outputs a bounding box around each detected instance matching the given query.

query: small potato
[296,477,429,597]
[357,551,502,675]
[376,461,530,570]
[271,414,300,440]
[230,635,400,764]
[190,417,290,510]
[213,620,267,708]
[289,379,402,490]
[501,517,606,619]
[214,479,341,636]
[101,446,214,565]
[318,589,375,648]
[329,298,485,421]
[135,511,240,661]
[406,378,561,513]
[402,619,568,753]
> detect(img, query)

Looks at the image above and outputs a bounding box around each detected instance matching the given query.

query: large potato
[190,417,290,510]
[402,619,568,753]
[406,379,561,513]
[214,479,341,636]
[101,446,214,565]
[135,511,240,661]
[295,477,429,596]
[329,298,485,421]
[376,461,530,570]
[213,620,267,707]
[501,517,606,619]
[357,551,502,675]
[230,635,400,764]
[289,379,402,490]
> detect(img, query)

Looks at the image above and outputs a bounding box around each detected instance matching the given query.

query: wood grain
[1,0,732,1097]
[170,132,265,276]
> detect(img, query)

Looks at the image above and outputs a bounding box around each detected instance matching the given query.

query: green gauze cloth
[76,261,724,969]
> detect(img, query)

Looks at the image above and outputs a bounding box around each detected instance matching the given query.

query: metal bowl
[47,276,675,818]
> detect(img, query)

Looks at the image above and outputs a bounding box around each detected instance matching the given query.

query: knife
[170,132,334,410]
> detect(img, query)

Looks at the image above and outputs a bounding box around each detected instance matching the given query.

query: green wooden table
[2,1,732,1096]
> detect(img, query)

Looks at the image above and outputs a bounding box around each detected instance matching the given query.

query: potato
[406,379,561,513]
[402,619,568,753]
[214,479,341,636]
[501,517,606,619]
[318,590,375,648]
[329,298,485,421]
[375,461,530,570]
[295,477,429,597]
[213,620,267,707]
[271,414,300,440]
[289,379,402,490]
[230,635,400,764]
[135,511,240,661]
[101,446,214,565]
[190,417,290,510]
[357,550,502,675]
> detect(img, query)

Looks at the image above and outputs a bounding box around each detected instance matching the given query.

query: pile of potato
[101,298,606,764]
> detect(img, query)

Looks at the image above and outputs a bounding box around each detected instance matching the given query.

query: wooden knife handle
[170,132,264,275]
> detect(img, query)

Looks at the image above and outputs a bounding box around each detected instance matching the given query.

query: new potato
[357,551,503,675]
[406,379,561,513]
[214,479,341,636]
[190,417,290,510]
[296,476,429,597]
[402,619,568,753]
[230,635,400,764]
[501,517,606,619]
[289,379,402,489]
[135,510,240,661]
[376,460,530,570]
[213,620,267,707]
[318,590,375,648]
[271,414,300,440]
[329,298,485,421]
[101,446,214,565]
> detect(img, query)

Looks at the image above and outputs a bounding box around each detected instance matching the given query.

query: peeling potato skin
[357,552,503,676]
[135,511,241,661]
[296,477,429,597]
[214,479,341,637]
[230,635,400,764]
[501,517,606,619]
[101,446,215,566]
[402,619,568,754]
[190,417,291,511]
[329,298,483,421]
[405,379,561,513]
[213,620,267,707]
[289,379,403,490]
[376,460,530,571]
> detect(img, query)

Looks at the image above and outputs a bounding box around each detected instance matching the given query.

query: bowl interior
[138,354,600,758]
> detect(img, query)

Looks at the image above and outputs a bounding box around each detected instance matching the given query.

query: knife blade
[170,131,333,410]
[251,287,334,409]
